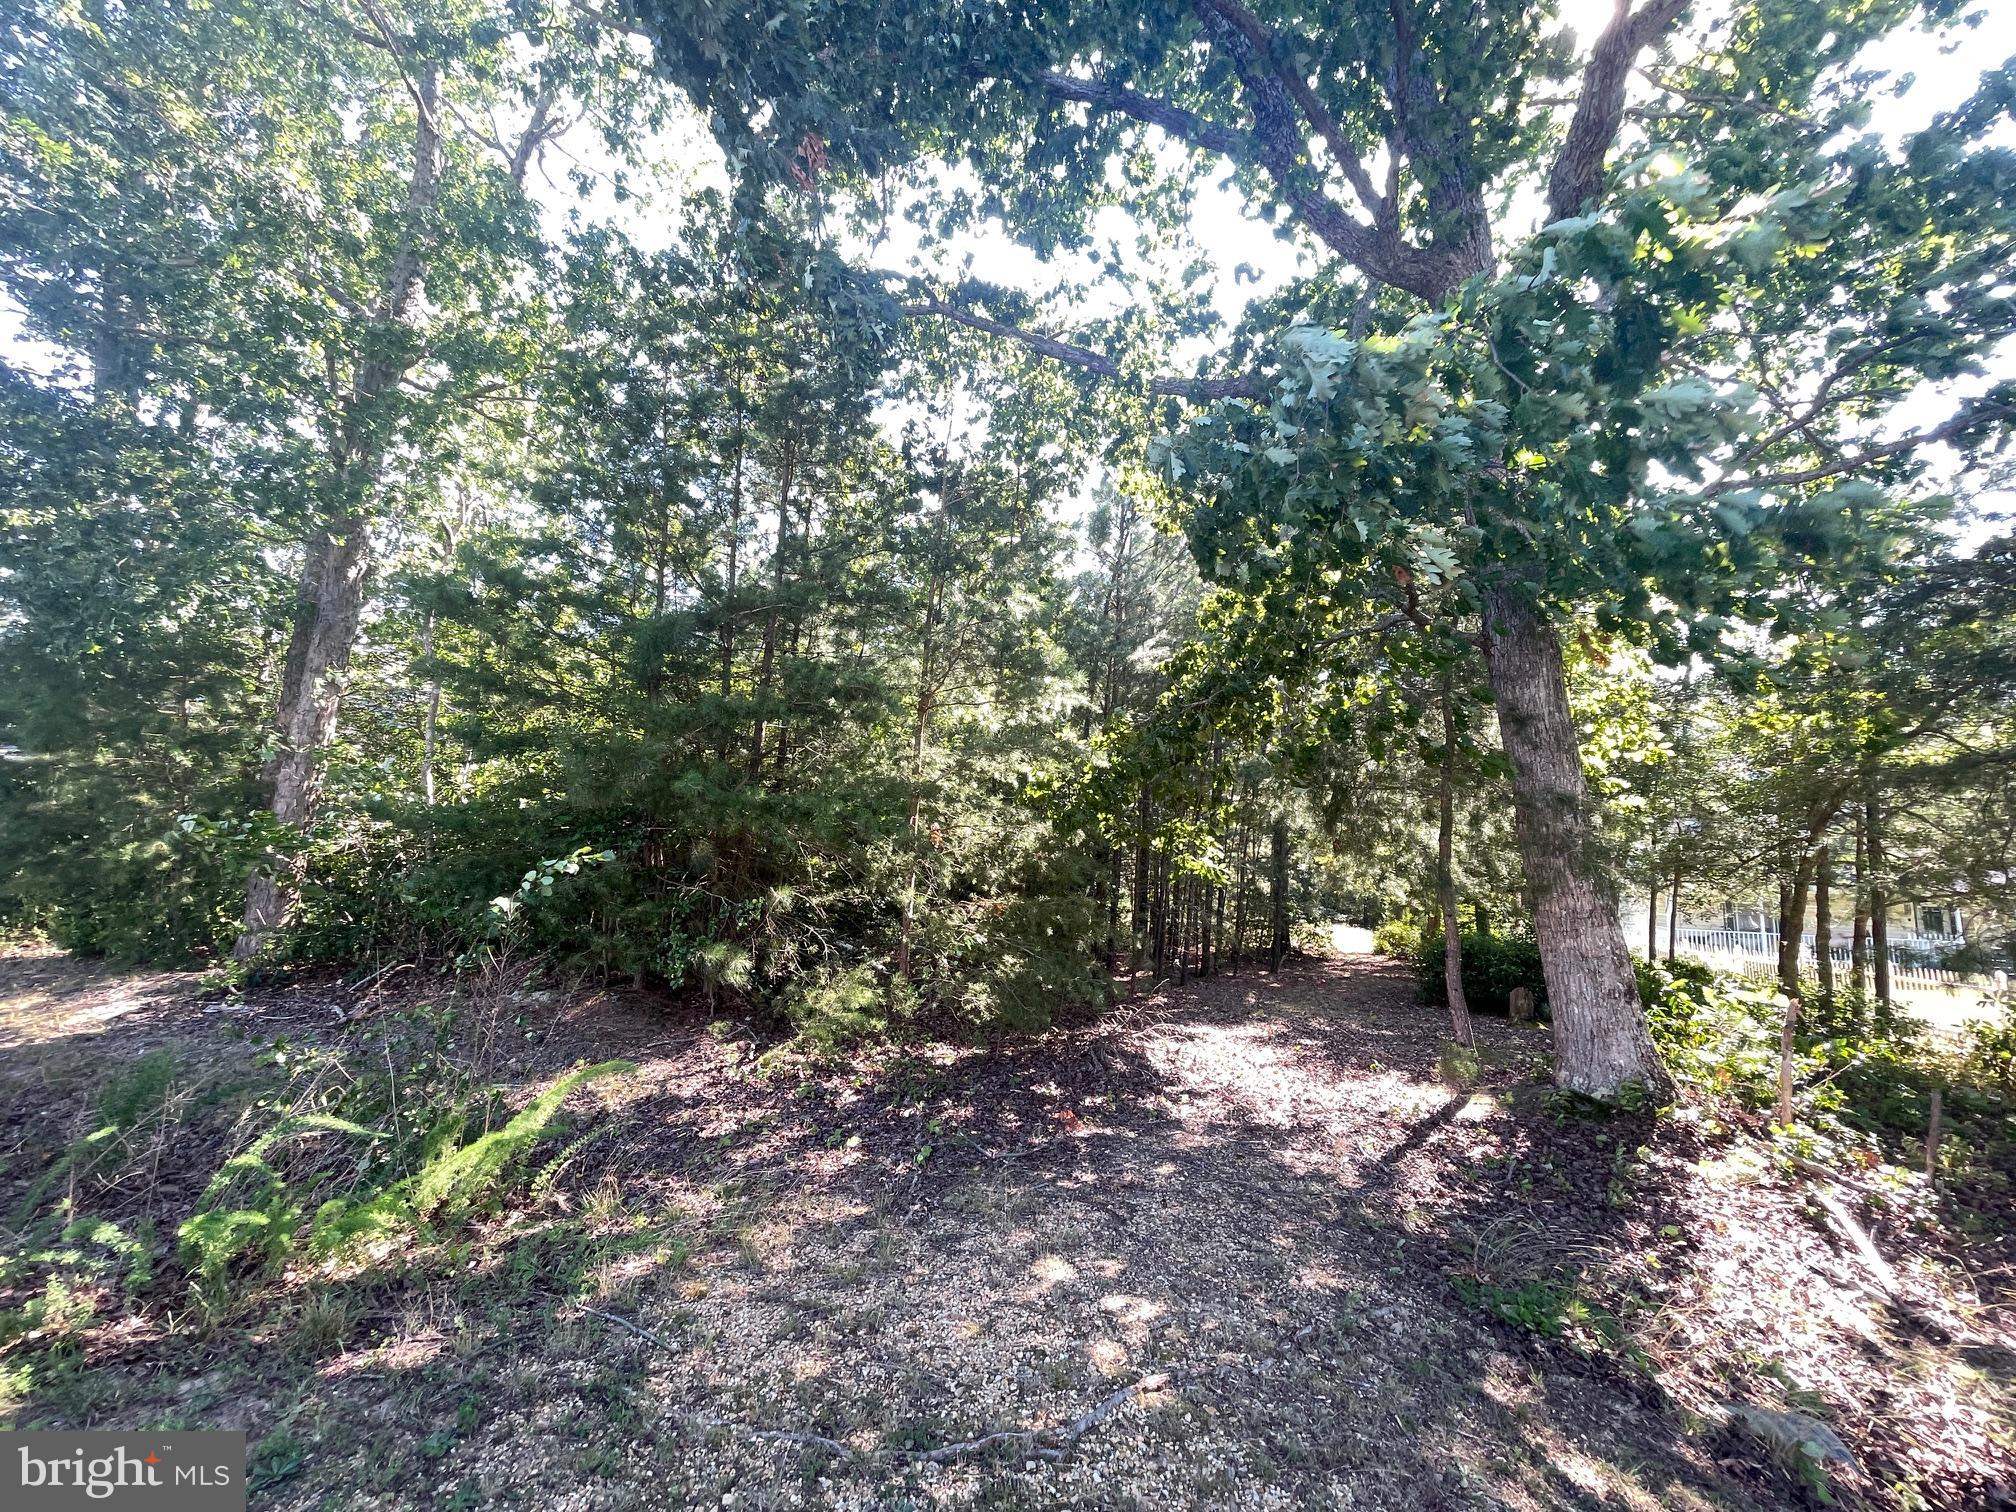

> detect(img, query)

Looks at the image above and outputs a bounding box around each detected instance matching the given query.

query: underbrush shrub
[937,892,1105,1034]
[1965,997,2016,1096]
[779,964,886,1050]
[1410,929,1547,1017]
[1371,917,1422,958]
[2,810,287,966]
[1636,961,1794,1107]
[283,802,1109,1038]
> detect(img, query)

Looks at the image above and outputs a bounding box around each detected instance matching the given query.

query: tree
[0,0,659,959]
[632,0,2016,1098]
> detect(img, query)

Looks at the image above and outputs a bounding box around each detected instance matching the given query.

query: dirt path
[340,956,1757,1511]
[7,948,2003,1509]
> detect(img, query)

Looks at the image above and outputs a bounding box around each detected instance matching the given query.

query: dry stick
[1053,1371,1173,1444]
[1925,1088,1943,1182]
[908,1370,1175,1464]
[1803,1183,1906,1302]
[1785,1153,1900,1203]
[1775,994,1800,1127]
[578,1306,676,1351]
[1797,1173,1961,1342]
[908,1429,1060,1466]
[747,1427,859,1459]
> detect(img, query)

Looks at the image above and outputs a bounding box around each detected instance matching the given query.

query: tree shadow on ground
[6,947,1988,1509]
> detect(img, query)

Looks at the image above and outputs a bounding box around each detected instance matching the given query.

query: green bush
[1371,917,1422,958]
[1636,960,1792,1106]
[1411,929,1547,1017]
[2,810,288,966]
[780,964,888,1050]
[1965,999,2016,1096]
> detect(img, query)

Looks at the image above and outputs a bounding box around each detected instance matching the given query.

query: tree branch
[1689,403,2016,499]
[1189,3,1454,299]
[1546,0,1692,221]
[900,297,1264,401]
[1190,0,1384,213]
[1033,70,1251,160]
[1032,26,1451,299]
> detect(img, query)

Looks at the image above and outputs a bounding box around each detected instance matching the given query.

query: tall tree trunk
[1647,881,1659,959]
[1867,780,1892,1016]
[1104,847,1122,977]
[1813,844,1834,1000]
[1131,788,1152,971]
[418,498,469,808]
[236,63,441,961]
[1268,812,1290,973]
[772,487,816,778]
[238,517,374,957]
[1480,584,1669,1100]
[1437,678,1474,1046]
[746,437,796,779]
[893,691,930,981]
[1777,853,1815,999]
[716,360,746,762]
[1162,854,1174,977]
[893,579,941,982]
[418,604,442,807]
[1665,864,1680,964]
[1230,815,1251,974]
[1851,809,1870,996]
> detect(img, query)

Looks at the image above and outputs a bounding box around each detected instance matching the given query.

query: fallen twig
[676,1368,1179,1471]
[748,1427,860,1459]
[578,1305,676,1351]
[906,1429,1058,1465]
[1797,1170,1962,1342]
[1053,1371,1172,1445]
[900,1371,1172,1463]
[1786,1153,1908,1203]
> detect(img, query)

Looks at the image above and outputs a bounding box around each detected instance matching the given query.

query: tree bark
[716,356,746,762]
[1437,678,1474,1046]
[1230,813,1251,974]
[236,63,441,962]
[1851,809,1870,996]
[237,516,374,957]
[1268,812,1290,973]
[1666,864,1680,964]
[1480,583,1669,1100]
[418,498,469,808]
[746,435,796,779]
[1867,780,1892,1016]
[1777,853,1815,999]
[1131,788,1152,971]
[1814,844,1834,1000]
[892,573,942,981]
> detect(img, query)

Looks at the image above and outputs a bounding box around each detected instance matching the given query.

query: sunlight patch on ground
[1029,1253,1078,1288]
[0,971,193,1052]
[1095,1292,1164,1328]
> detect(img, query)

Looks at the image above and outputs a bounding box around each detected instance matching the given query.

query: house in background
[1620,895,1968,970]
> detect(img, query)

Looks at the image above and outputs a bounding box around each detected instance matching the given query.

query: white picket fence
[1671,927,1987,995]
